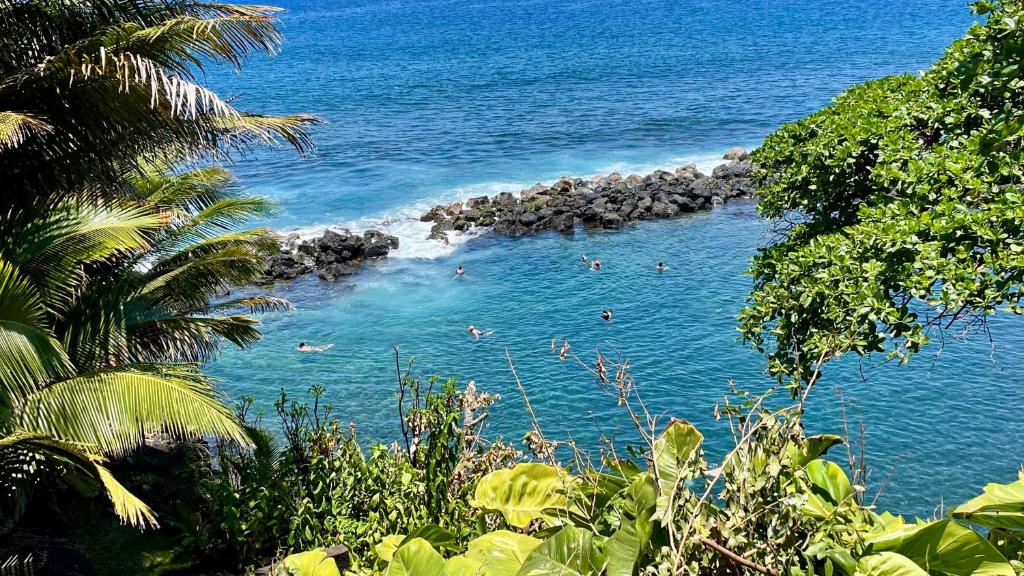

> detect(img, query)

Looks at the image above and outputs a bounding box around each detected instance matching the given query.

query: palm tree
[0,0,316,526]
[1,168,294,526]
[0,0,316,207]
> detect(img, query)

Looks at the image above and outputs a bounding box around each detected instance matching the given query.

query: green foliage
[204,374,520,572]
[741,0,1024,387]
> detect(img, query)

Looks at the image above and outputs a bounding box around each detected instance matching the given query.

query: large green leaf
[444,531,541,576]
[605,473,658,576]
[652,419,703,521]
[402,524,457,551]
[803,460,854,518]
[857,552,928,576]
[471,463,571,528]
[867,519,1014,576]
[0,260,72,405]
[951,473,1024,529]
[277,549,341,576]
[788,434,844,467]
[386,538,445,576]
[516,526,603,576]
[376,535,406,563]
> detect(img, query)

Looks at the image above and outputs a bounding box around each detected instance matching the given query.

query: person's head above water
[298,342,306,348]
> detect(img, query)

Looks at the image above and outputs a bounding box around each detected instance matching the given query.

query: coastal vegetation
[2,1,1024,576]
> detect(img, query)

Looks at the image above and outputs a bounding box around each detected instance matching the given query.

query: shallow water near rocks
[204,0,1024,517]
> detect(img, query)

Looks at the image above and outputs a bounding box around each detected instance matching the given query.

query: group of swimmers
[581,254,667,272]
[297,256,670,351]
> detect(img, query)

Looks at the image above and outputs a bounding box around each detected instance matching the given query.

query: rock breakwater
[258,148,754,283]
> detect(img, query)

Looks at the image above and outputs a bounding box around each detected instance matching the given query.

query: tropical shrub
[203,366,521,571]
[380,404,1019,576]
[741,0,1024,388]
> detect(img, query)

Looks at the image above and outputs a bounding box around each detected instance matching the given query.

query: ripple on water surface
[211,202,1024,517]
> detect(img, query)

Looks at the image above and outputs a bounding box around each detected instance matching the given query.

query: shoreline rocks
[257,148,753,283]
[420,149,753,238]
[256,228,400,284]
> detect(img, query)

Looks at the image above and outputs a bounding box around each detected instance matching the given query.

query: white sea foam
[273,150,742,260]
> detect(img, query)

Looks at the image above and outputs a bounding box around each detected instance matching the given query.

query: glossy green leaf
[376,535,406,563]
[803,460,854,518]
[789,434,844,467]
[444,530,542,576]
[951,473,1024,529]
[386,538,445,576]
[516,526,603,576]
[652,419,703,521]
[867,519,1014,576]
[471,463,571,528]
[856,552,928,576]
[278,549,341,576]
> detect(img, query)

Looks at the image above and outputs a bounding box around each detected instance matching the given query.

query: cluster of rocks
[257,228,400,284]
[421,147,753,238]
[258,147,754,284]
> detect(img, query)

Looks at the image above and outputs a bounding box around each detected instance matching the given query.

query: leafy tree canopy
[741,0,1024,388]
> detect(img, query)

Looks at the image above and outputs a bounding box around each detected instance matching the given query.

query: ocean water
[204,1,1024,516]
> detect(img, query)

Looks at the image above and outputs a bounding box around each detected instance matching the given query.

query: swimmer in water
[468,325,483,339]
[601,309,613,321]
[656,261,667,272]
[581,254,588,263]
[297,342,334,352]
[455,265,465,277]
[559,339,571,361]
[592,259,602,271]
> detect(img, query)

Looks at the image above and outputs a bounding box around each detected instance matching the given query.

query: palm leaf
[0,111,52,150]
[0,431,157,528]
[17,365,251,457]
[0,260,72,406]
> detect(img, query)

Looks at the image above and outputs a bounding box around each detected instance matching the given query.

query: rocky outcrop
[257,147,754,283]
[420,149,754,238]
[257,228,399,284]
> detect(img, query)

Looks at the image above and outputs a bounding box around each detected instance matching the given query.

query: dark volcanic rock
[317,263,360,282]
[261,228,399,284]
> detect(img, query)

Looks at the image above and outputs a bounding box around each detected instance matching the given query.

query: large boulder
[711,159,752,179]
[260,252,309,283]
[317,263,360,282]
[317,229,364,260]
[519,211,539,226]
[651,201,679,218]
[723,146,749,161]
[466,195,490,209]
[601,212,624,229]
[363,229,399,249]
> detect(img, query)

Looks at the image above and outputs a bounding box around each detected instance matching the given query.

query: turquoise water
[205,1,1024,516]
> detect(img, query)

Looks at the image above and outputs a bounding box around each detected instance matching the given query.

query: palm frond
[93,459,159,528]
[126,314,261,363]
[137,166,237,212]
[212,113,319,155]
[3,201,157,313]
[142,244,271,310]
[17,364,251,457]
[0,112,51,150]
[0,260,72,406]
[202,295,293,314]
[0,431,157,528]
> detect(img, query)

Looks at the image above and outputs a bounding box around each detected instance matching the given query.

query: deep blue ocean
[205,0,1024,516]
